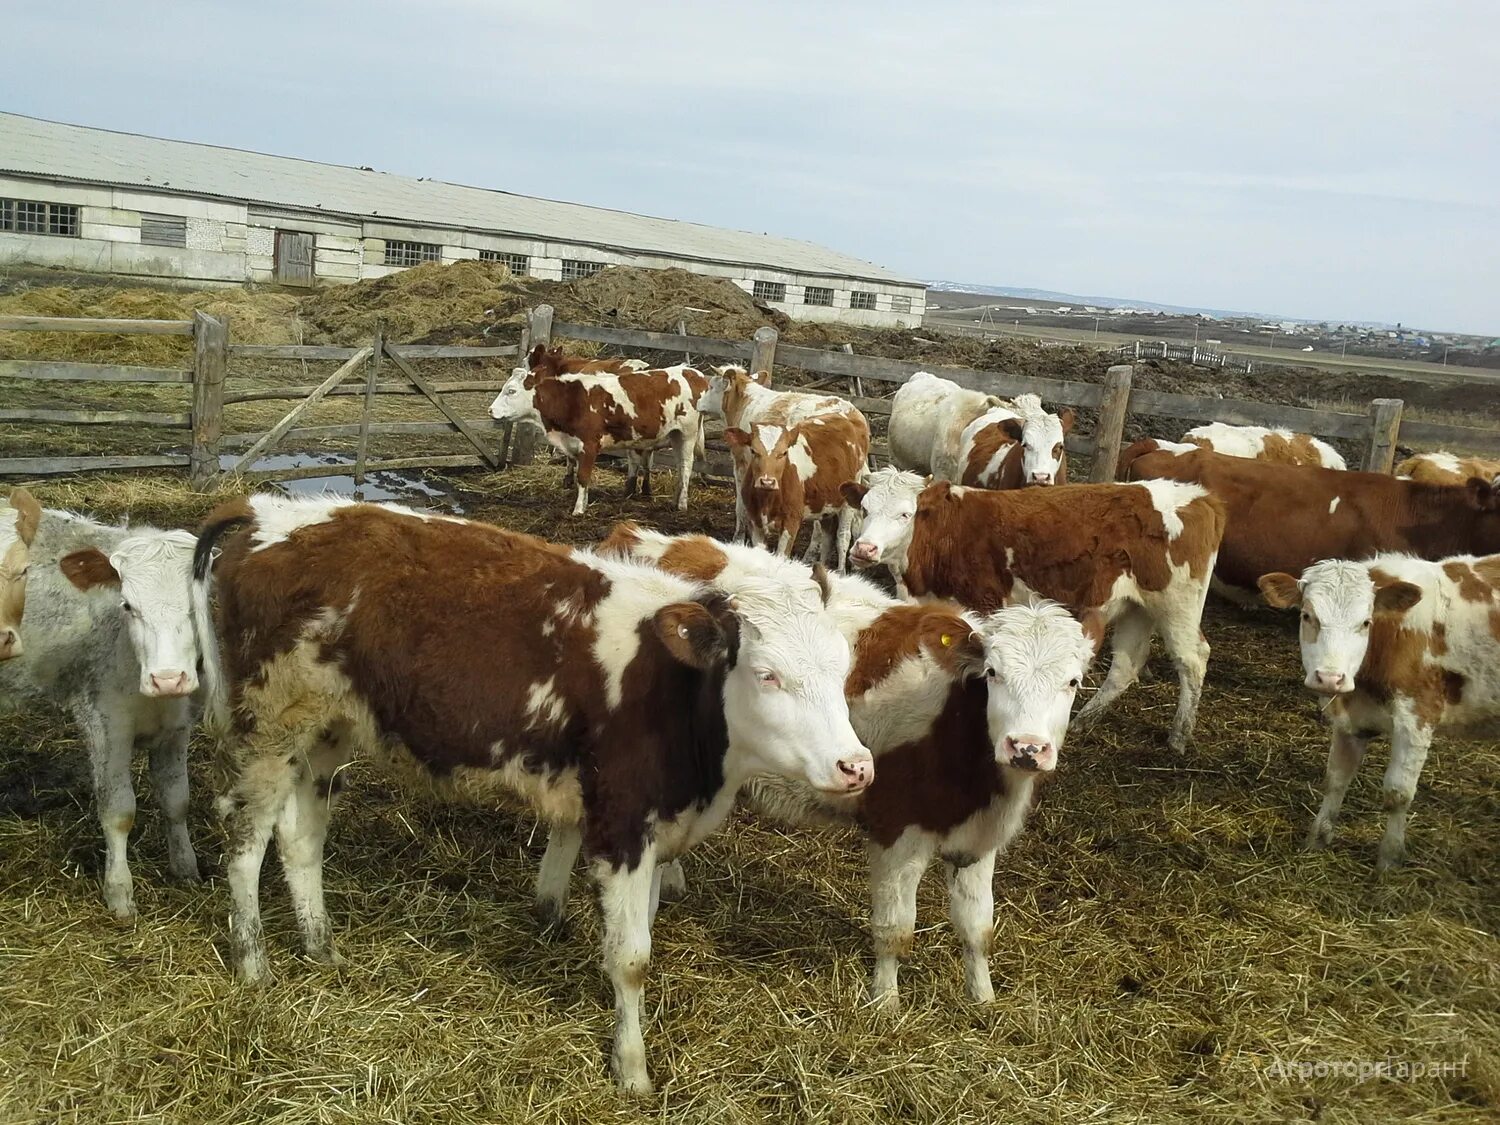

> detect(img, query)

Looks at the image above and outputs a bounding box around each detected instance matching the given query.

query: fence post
[356,325,382,486]
[190,310,228,489]
[750,325,778,375]
[507,304,553,466]
[1089,364,1133,482]
[1362,398,1403,473]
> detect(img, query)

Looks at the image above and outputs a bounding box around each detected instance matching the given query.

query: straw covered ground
[0,468,1495,1125]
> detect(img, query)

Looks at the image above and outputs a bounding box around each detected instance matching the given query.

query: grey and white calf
[0,509,204,916]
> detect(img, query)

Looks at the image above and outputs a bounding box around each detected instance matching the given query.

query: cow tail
[192,502,250,739]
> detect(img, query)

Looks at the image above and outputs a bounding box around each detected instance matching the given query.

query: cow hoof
[866,988,901,1016]
[1167,732,1190,754]
[1375,850,1405,874]
[612,1054,653,1096]
[532,899,568,940]
[1304,824,1332,851]
[104,887,136,922]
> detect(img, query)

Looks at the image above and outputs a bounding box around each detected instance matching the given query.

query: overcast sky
[4,1,1497,333]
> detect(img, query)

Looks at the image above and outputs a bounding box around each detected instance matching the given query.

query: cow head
[724,424,796,494]
[665,579,872,795]
[701,365,770,421]
[1014,394,1074,486]
[489,365,544,425]
[844,467,927,571]
[0,487,42,660]
[1259,562,1423,695]
[974,601,1103,773]
[59,529,202,697]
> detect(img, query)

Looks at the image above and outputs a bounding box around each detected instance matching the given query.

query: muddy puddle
[220,452,465,512]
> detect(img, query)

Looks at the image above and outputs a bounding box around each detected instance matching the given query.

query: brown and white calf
[600,525,1102,1007]
[490,344,708,514]
[0,488,41,659]
[1395,451,1500,486]
[194,495,872,1094]
[845,469,1226,750]
[1,505,205,916]
[724,407,871,567]
[954,393,1075,488]
[1121,444,1500,596]
[701,365,859,541]
[1128,424,1346,470]
[1259,553,1500,869]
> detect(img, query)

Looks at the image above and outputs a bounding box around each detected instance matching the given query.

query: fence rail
[4,306,1500,486]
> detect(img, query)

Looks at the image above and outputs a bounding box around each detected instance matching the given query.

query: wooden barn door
[274,230,315,285]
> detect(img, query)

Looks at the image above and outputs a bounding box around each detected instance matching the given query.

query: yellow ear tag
[940,633,953,647]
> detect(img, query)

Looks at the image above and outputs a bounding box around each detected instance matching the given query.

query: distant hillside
[924,280,1273,320]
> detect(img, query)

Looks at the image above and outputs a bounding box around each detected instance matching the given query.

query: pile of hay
[0,285,304,364]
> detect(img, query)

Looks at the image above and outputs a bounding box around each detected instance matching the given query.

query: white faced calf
[844,466,926,595]
[0,488,42,659]
[1260,554,1500,869]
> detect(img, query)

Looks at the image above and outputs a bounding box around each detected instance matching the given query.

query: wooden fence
[5,306,1500,490]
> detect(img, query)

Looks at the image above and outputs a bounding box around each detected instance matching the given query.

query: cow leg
[1377,719,1432,872]
[867,828,935,1012]
[1156,613,1212,753]
[563,456,577,492]
[656,857,687,902]
[622,451,639,499]
[221,734,306,982]
[800,522,822,564]
[274,736,348,965]
[640,449,655,499]
[1076,604,1153,724]
[674,432,694,510]
[1307,728,1368,850]
[572,447,598,515]
[146,699,200,884]
[945,848,998,1003]
[534,821,582,936]
[75,700,138,919]
[834,507,856,574]
[593,849,658,1094]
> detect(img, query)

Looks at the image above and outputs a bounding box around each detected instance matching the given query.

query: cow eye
[1300,612,1312,624]
[1360,619,1372,630]
[985,667,998,680]
[756,669,780,689]
[120,600,135,614]
[1068,678,1080,689]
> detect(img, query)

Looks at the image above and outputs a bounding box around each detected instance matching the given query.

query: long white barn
[0,113,925,329]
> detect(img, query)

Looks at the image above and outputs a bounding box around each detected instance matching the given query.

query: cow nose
[1314,670,1347,692]
[1030,472,1053,485]
[0,628,19,660]
[149,670,192,696]
[836,755,874,792]
[850,541,878,562]
[1003,735,1056,771]
[756,474,778,490]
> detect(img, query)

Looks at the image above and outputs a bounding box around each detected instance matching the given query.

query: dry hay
[0,474,1496,1124]
[298,260,539,346]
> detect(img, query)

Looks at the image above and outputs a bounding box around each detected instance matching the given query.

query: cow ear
[928,479,955,501]
[1058,408,1076,435]
[1466,476,1497,510]
[999,418,1024,443]
[928,618,985,676]
[599,520,642,558]
[752,369,772,386]
[723,427,751,449]
[1074,606,1108,656]
[9,488,41,545]
[1258,572,1302,609]
[840,480,869,506]
[810,563,833,605]
[527,343,545,367]
[1374,579,1423,615]
[653,602,729,671]
[60,547,120,591]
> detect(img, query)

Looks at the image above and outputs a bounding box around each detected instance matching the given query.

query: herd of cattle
[0,344,1497,1093]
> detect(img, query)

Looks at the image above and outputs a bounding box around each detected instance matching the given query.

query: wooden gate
[274,230,315,285]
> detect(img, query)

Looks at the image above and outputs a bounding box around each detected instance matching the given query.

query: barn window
[0,199,79,237]
[752,280,786,303]
[140,213,188,248]
[384,240,441,268]
[560,258,605,280]
[803,285,834,307]
[850,290,877,311]
[891,295,913,314]
[480,249,529,275]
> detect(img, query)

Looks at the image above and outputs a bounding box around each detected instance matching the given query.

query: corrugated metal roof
[0,112,918,287]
